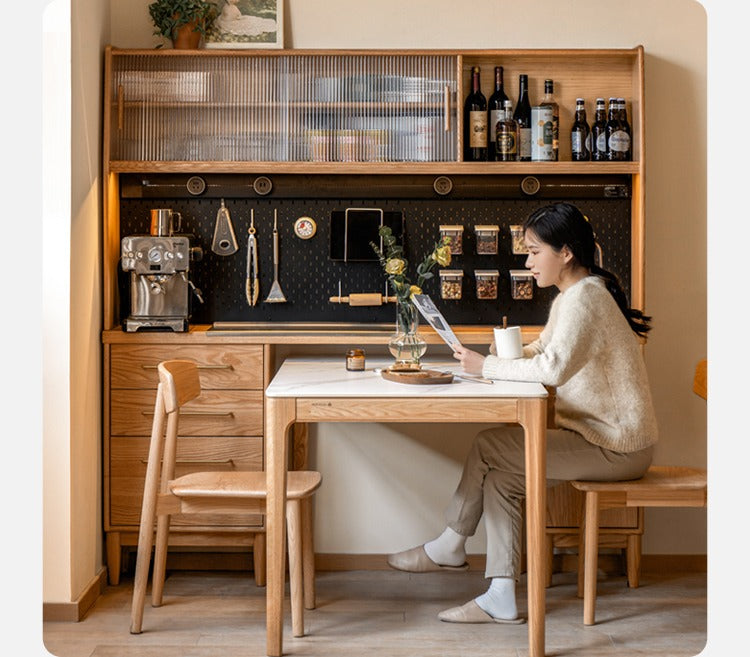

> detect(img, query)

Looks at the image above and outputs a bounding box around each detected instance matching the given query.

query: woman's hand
[451,344,486,376]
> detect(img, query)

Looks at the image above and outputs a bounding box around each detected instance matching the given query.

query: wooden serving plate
[380,368,454,385]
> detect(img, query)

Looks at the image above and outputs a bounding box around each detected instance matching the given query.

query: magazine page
[411,294,461,351]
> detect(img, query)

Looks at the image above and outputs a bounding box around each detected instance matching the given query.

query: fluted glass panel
[110,53,457,163]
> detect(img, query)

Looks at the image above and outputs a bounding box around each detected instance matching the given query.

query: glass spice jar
[510,224,528,255]
[475,270,499,300]
[439,225,464,255]
[345,348,366,371]
[474,225,499,255]
[439,269,464,300]
[510,270,534,300]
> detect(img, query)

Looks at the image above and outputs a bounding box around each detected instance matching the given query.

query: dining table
[263,356,548,656]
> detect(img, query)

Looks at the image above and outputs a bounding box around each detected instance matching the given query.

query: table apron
[294,397,521,423]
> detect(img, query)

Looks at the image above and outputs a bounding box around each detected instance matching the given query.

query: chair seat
[571,465,706,493]
[170,470,322,500]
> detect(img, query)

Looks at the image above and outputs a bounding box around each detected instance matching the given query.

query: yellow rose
[385,258,405,275]
[433,245,451,266]
[409,285,422,297]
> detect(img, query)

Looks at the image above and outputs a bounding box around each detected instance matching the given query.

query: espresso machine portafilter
[120,209,203,332]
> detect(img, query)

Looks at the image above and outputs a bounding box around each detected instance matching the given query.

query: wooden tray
[380,368,454,385]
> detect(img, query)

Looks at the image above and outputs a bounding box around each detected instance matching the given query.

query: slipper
[387,546,469,573]
[438,600,526,624]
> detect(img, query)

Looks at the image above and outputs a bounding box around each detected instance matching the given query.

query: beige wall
[106,0,707,557]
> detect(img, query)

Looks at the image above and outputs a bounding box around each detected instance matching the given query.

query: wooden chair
[571,359,707,625]
[130,359,321,637]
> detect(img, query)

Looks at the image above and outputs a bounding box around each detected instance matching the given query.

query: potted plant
[149,0,218,49]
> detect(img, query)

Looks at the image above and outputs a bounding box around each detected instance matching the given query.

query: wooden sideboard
[102,46,646,584]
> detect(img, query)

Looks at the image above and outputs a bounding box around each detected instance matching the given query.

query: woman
[388,202,658,624]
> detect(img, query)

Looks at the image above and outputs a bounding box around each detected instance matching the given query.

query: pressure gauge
[294,216,317,239]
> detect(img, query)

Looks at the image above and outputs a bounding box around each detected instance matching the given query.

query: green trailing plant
[148,0,218,41]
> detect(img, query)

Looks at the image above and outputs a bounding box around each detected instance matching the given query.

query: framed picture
[205,0,284,49]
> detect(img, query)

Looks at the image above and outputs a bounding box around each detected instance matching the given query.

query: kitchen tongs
[245,210,259,306]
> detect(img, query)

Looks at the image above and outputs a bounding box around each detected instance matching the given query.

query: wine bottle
[539,79,559,161]
[496,99,518,161]
[617,97,632,161]
[463,66,488,161]
[570,98,591,161]
[591,97,608,161]
[513,74,532,161]
[487,66,509,160]
[606,97,628,161]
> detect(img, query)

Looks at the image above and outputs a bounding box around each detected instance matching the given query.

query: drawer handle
[444,84,451,132]
[140,458,236,467]
[141,364,235,371]
[141,410,235,418]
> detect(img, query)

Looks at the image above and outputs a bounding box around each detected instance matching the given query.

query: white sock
[424,527,467,567]
[475,577,518,620]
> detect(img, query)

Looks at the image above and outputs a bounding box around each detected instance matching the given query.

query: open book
[411,294,461,352]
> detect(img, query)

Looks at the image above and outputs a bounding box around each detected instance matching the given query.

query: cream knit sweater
[482,276,658,453]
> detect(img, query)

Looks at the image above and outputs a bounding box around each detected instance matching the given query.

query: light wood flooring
[43,568,706,657]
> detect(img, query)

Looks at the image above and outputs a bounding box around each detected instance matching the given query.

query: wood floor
[43,568,706,657]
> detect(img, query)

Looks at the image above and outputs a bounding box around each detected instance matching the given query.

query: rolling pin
[329,292,398,306]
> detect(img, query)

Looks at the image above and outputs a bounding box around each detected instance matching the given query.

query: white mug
[493,326,523,359]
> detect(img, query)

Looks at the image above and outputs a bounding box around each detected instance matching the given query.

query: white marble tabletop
[265,356,547,399]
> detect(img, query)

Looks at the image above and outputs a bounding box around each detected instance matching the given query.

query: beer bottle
[606,97,628,161]
[463,66,488,161]
[591,97,608,161]
[617,97,632,161]
[540,79,559,161]
[570,98,591,161]
[487,66,509,160]
[496,99,518,161]
[513,74,532,161]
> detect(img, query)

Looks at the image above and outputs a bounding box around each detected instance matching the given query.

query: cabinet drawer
[110,436,263,527]
[110,344,264,389]
[111,389,263,436]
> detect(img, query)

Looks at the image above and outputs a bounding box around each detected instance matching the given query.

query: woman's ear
[560,245,574,264]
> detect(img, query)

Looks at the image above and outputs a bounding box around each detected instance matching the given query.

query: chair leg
[130,513,157,634]
[253,531,267,587]
[151,515,171,607]
[576,520,585,599]
[626,532,641,588]
[582,491,600,626]
[301,496,316,610]
[286,499,305,638]
[545,532,554,588]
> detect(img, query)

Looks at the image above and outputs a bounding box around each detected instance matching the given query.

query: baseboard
[43,567,108,622]
[315,553,707,574]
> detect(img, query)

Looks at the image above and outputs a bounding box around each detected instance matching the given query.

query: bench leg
[583,491,600,626]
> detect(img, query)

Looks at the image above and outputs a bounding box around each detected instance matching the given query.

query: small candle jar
[346,348,366,371]
[510,270,534,300]
[439,225,464,255]
[439,269,464,300]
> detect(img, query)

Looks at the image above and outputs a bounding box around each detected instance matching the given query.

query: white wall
[107,0,708,557]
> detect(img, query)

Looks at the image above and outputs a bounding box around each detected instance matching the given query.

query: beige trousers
[445,425,653,579]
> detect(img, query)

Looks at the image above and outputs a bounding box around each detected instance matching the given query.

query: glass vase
[388,301,427,367]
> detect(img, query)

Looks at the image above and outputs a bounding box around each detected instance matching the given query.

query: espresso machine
[121,209,202,332]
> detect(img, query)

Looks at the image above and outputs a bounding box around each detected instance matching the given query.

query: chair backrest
[157,360,202,413]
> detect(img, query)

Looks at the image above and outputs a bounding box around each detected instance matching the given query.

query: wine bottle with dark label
[463,66,488,161]
[570,98,591,161]
[496,99,518,161]
[539,79,559,161]
[513,74,532,161]
[488,66,509,160]
[591,97,608,161]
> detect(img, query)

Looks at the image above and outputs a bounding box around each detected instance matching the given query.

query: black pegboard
[118,174,631,327]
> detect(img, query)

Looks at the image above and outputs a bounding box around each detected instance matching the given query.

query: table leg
[265,397,295,657]
[519,397,548,657]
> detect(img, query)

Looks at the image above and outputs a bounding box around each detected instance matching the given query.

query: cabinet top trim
[107,46,644,59]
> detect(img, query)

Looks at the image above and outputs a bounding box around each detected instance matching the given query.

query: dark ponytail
[523,202,652,338]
